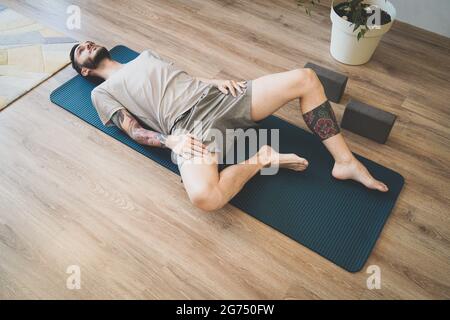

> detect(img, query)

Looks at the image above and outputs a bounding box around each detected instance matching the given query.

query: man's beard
[82,46,111,69]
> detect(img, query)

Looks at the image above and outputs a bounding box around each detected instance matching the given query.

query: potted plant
[298,0,397,65]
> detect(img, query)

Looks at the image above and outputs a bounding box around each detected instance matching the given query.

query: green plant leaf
[297,0,387,40]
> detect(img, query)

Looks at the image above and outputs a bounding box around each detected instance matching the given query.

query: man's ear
[81,67,90,77]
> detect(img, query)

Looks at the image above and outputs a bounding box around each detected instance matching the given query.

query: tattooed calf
[303,100,341,141]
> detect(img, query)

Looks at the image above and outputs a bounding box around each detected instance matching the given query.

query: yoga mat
[50,45,404,272]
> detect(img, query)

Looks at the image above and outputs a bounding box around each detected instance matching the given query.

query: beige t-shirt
[91,49,211,135]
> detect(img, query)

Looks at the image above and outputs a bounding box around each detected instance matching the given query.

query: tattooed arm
[110,108,167,147]
[110,108,209,158]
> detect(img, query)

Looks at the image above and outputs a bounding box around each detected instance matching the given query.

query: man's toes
[296,158,308,170]
[373,180,389,192]
[294,156,308,165]
[293,164,308,171]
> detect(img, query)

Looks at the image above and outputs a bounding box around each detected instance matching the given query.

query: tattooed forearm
[111,109,168,147]
[130,126,167,147]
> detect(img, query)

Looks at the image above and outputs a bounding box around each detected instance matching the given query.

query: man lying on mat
[69,41,388,212]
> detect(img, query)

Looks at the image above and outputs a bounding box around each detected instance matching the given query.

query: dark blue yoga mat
[50,45,404,272]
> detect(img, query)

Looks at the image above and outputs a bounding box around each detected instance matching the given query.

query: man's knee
[294,68,322,92]
[189,184,225,212]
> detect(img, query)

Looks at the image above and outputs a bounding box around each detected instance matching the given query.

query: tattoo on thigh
[303,100,340,140]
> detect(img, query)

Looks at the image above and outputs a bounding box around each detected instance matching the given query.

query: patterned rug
[0,4,77,110]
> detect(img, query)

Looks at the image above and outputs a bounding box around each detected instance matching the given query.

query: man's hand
[197,77,247,97]
[214,79,247,97]
[166,133,210,159]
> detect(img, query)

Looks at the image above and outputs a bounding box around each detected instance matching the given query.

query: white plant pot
[330,0,396,65]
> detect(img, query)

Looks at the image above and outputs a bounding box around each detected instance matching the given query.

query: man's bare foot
[257,145,308,171]
[332,156,388,192]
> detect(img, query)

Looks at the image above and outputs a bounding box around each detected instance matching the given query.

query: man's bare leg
[251,68,388,192]
[179,145,308,212]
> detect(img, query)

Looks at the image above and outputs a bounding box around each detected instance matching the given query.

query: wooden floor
[0,0,449,299]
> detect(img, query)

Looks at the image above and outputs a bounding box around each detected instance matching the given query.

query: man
[70,41,388,212]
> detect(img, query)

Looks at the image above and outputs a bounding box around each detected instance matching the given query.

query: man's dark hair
[69,43,105,85]
[70,43,82,75]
